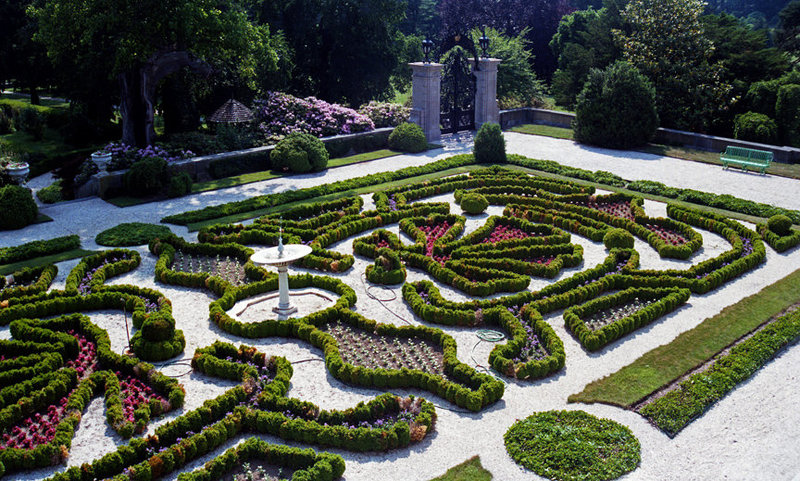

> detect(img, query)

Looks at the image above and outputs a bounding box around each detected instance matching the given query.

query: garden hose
[153,359,194,378]
[471,329,507,385]
[360,273,412,325]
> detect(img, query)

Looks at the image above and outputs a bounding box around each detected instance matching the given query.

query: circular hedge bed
[504,410,640,481]
[96,223,173,247]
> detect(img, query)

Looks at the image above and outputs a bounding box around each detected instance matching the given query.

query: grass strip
[0,235,80,265]
[639,306,800,436]
[0,248,96,276]
[430,456,492,481]
[35,213,53,224]
[185,165,479,231]
[568,267,800,407]
[510,123,800,180]
[510,124,574,140]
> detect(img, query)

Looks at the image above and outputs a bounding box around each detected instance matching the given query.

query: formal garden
[4,0,800,479]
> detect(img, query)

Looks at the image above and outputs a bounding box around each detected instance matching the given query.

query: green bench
[720,146,773,174]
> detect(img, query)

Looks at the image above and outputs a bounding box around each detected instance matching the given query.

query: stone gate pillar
[471,58,501,128]
[409,62,443,142]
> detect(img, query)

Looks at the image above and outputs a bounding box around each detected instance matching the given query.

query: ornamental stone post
[409,62,443,142]
[471,58,501,128]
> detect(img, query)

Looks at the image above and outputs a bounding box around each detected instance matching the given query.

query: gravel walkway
[4,133,800,481]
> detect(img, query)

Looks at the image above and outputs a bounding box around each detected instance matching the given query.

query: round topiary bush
[95,223,174,247]
[0,184,38,230]
[271,132,329,173]
[460,193,489,214]
[123,157,168,197]
[574,61,658,149]
[504,410,641,481]
[140,314,176,342]
[365,248,406,285]
[473,122,506,164]
[603,228,634,249]
[168,172,193,198]
[734,112,778,145]
[767,214,793,236]
[388,122,427,153]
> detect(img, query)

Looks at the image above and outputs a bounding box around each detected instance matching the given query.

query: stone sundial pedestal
[250,239,312,316]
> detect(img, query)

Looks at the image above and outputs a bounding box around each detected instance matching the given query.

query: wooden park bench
[720,146,773,174]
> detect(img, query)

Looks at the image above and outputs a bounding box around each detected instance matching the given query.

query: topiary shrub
[36,180,63,204]
[473,122,506,163]
[124,157,168,197]
[603,228,634,249]
[573,61,658,149]
[767,214,793,236]
[460,193,489,214]
[388,122,427,153]
[271,132,329,173]
[365,248,406,285]
[0,184,38,230]
[0,109,13,134]
[734,112,778,145]
[168,172,192,198]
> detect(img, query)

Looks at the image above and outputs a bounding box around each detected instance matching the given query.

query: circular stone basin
[227,289,338,322]
[251,244,313,266]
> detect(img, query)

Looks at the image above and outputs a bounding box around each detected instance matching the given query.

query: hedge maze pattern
[1,159,788,480]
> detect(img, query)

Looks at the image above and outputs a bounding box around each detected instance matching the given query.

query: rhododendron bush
[254,91,375,142]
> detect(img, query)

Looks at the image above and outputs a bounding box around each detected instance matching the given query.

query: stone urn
[5,161,29,185]
[91,151,112,172]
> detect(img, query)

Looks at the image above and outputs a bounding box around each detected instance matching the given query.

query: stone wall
[499,108,800,163]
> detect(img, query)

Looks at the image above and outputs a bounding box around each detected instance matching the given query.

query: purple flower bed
[103,142,194,171]
[254,91,374,142]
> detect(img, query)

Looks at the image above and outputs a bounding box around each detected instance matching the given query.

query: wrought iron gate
[440,46,476,134]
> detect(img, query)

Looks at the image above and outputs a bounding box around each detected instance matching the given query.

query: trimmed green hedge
[639,307,800,437]
[0,235,79,265]
[95,223,173,247]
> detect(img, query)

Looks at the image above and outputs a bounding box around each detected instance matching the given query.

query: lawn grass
[429,456,492,481]
[184,165,479,231]
[568,267,800,407]
[0,248,96,276]
[510,123,800,180]
[0,93,70,110]
[510,124,574,140]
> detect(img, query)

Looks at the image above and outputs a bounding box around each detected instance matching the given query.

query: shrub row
[507,154,627,187]
[449,244,583,279]
[0,265,57,300]
[0,235,80,265]
[175,437,345,481]
[627,179,800,224]
[64,249,141,295]
[403,251,531,297]
[639,306,800,437]
[161,154,475,225]
[564,287,691,351]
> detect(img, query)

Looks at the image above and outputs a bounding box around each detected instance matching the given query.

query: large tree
[33,0,278,146]
[617,0,733,131]
[259,0,406,106]
[438,0,573,79]
[0,0,54,104]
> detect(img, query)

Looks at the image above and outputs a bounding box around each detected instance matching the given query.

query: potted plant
[91,150,112,171]
[1,150,30,185]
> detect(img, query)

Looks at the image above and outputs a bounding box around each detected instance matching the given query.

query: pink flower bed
[481,225,531,244]
[119,375,166,423]
[644,224,687,245]
[575,200,635,220]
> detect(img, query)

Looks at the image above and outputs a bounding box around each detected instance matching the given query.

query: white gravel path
[4,133,800,481]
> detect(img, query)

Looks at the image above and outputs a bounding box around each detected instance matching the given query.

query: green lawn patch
[504,410,640,481]
[35,213,53,224]
[104,196,152,208]
[0,248,96,276]
[95,222,173,246]
[430,456,492,481]
[0,92,70,110]
[568,267,800,407]
[510,124,574,140]
[327,149,400,167]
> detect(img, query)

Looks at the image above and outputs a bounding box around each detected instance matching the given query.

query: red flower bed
[481,225,531,244]
[419,222,451,256]
[644,224,687,245]
[119,375,167,423]
[575,200,635,221]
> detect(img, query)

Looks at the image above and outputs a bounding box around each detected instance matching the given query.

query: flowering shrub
[358,101,410,127]
[254,91,374,142]
[103,142,194,171]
